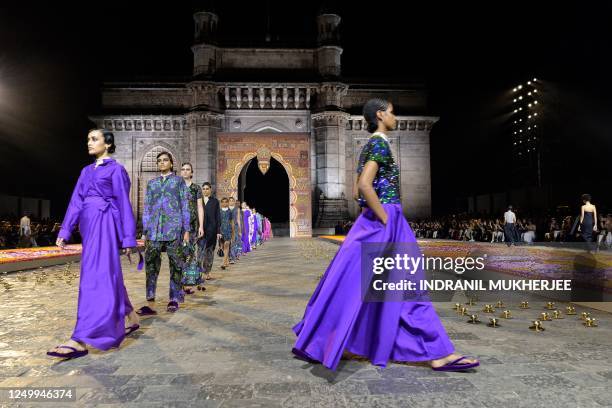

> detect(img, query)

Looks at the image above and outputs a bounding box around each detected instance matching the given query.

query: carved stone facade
[90,8,438,237]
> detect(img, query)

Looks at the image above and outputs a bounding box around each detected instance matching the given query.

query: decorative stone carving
[317,83,348,108]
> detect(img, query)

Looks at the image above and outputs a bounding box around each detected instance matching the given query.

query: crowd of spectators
[407,211,612,248]
[0,215,71,249]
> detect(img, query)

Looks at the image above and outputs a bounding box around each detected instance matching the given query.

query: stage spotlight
[534,100,538,104]
[513,99,517,102]
[528,92,531,96]
[518,85,523,89]
[527,81,531,85]
[533,77,537,81]
[514,109,518,113]
[533,89,537,93]
[534,113,538,116]
[528,103,532,107]
[519,96,523,100]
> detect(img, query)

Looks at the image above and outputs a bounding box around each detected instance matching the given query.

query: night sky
[1,1,611,218]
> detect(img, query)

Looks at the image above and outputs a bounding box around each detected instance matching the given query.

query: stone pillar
[398,120,436,219]
[189,112,223,188]
[312,111,350,227]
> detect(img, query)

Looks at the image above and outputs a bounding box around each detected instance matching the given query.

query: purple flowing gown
[58,158,137,350]
[292,133,454,371]
[242,210,251,253]
[251,215,259,246]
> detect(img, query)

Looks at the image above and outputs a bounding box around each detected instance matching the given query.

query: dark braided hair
[362,98,390,133]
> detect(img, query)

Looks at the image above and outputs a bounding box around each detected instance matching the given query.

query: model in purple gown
[292,100,479,372]
[251,209,259,248]
[48,129,139,359]
[241,203,251,254]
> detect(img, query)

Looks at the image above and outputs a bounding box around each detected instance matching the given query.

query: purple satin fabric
[292,204,454,371]
[251,215,259,245]
[242,210,251,253]
[59,159,136,351]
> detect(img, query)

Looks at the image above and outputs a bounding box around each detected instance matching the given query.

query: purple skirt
[71,196,133,350]
[292,204,454,371]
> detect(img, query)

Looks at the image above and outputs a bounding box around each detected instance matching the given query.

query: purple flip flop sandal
[136,306,157,316]
[125,324,140,336]
[47,345,88,359]
[432,356,480,372]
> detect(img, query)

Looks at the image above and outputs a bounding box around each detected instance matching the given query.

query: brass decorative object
[454,303,461,311]
[545,302,556,310]
[496,301,505,308]
[501,310,513,319]
[487,318,500,328]
[565,305,576,315]
[520,301,530,309]
[483,304,495,313]
[540,312,552,321]
[581,312,591,321]
[458,306,468,316]
[552,310,564,319]
[529,320,545,332]
[584,318,598,327]
[467,314,481,324]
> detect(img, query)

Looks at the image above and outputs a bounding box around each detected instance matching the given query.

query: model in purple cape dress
[48,131,139,358]
[292,109,479,372]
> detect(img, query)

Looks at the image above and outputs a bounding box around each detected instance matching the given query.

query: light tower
[510,77,542,187]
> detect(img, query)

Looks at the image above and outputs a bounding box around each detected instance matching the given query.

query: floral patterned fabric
[142,174,190,241]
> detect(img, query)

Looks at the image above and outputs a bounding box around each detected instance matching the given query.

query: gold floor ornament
[487,318,500,328]
[529,320,545,332]
[483,305,496,314]
[540,312,552,321]
[552,310,564,319]
[520,301,530,309]
[467,314,481,324]
[584,317,598,327]
[501,310,513,319]
[565,305,576,315]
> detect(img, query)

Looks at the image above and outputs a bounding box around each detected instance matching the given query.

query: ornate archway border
[229,150,298,237]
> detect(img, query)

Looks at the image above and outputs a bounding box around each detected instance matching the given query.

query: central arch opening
[238,157,289,236]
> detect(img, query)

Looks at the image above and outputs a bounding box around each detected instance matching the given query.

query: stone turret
[192,10,219,77]
[316,10,342,78]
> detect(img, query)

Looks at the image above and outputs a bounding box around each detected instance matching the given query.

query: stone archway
[216,133,311,237]
[137,145,178,223]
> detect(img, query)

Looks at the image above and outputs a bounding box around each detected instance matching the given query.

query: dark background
[1,1,611,218]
